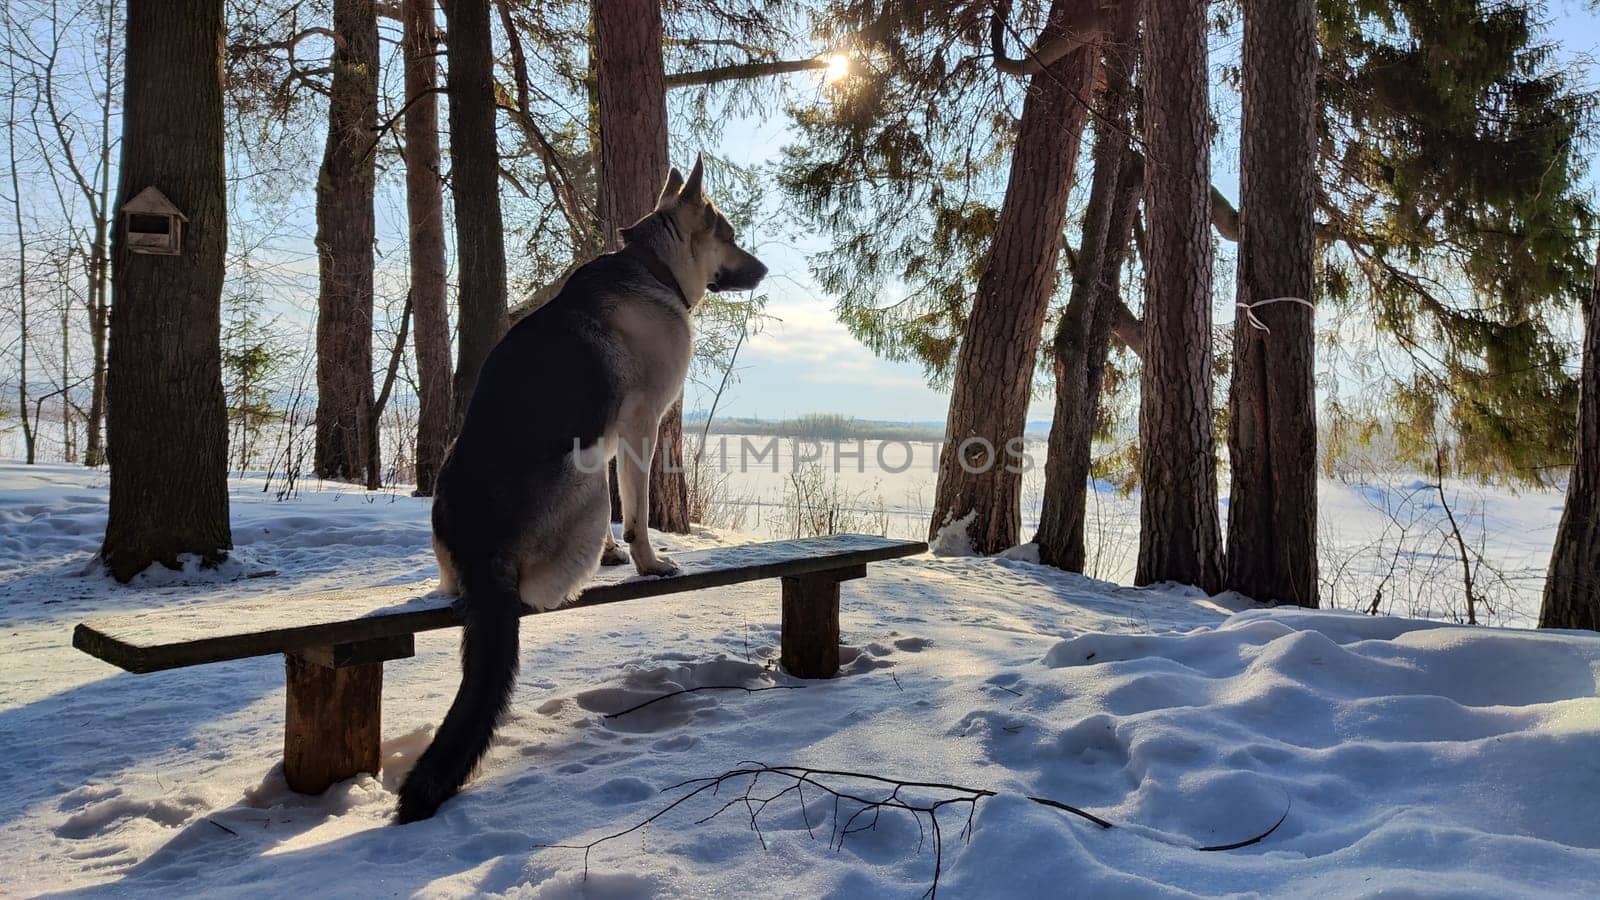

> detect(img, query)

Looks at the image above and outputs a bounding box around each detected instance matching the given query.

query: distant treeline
[685,413,1055,443]
[689,413,946,443]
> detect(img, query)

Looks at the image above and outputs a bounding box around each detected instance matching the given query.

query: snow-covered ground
[2,461,1597,896]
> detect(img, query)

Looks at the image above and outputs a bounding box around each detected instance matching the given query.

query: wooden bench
[72,534,926,795]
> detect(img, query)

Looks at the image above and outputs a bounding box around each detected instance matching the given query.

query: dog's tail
[397,556,520,823]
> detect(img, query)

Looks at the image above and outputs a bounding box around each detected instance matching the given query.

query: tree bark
[1135,0,1222,592]
[1036,6,1142,572]
[101,0,232,582]
[313,0,379,484]
[442,0,507,439]
[594,0,689,533]
[929,0,1102,554]
[403,0,450,496]
[1224,0,1320,606]
[1541,245,1600,630]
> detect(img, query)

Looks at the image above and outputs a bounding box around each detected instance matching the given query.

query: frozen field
[1,461,1596,896]
[693,436,1562,627]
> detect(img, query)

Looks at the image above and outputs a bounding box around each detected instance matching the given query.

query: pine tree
[1224,0,1319,606]
[782,2,1084,383]
[929,0,1104,554]
[403,0,450,497]
[1035,2,1142,572]
[313,0,379,484]
[1135,0,1221,591]
[1541,244,1599,631]
[443,0,508,437]
[594,0,690,534]
[1317,0,1594,482]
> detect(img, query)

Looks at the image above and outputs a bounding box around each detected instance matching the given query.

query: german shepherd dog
[397,158,767,822]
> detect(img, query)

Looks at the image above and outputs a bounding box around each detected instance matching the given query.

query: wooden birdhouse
[122,186,186,255]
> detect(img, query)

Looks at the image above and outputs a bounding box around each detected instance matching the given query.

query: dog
[395,157,766,823]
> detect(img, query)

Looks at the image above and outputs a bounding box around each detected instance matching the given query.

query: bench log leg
[781,564,865,679]
[283,635,415,794]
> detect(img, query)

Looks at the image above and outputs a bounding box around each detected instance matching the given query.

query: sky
[689,111,947,422]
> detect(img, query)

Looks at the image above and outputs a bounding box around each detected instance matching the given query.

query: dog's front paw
[635,555,679,577]
[600,544,630,566]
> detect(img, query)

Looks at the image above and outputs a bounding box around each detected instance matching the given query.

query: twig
[1432,444,1487,625]
[1195,795,1291,851]
[602,685,803,719]
[359,87,448,162]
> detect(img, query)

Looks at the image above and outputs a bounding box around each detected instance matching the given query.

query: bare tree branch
[1112,300,1144,358]
[601,684,803,719]
[990,4,1109,77]
[229,27,342,56]
[666,57,830,88]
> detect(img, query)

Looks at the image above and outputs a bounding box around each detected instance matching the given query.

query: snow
[930,510,979,557]
[998,542,1041,564]
[2,461,1598,896]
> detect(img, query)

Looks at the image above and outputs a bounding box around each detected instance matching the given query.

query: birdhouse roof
[122,186,187,220]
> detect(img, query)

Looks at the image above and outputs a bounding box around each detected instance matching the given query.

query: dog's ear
[680,154,706,206]
[656,166,685,209]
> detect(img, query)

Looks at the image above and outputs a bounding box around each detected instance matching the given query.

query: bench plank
[73,534,925,674]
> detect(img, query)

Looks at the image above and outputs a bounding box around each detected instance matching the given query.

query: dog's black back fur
[433,258,631,550]
[396,251,669,823]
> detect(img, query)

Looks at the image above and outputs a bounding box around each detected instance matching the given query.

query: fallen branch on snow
[602,685,805,719]
[538,763,1288,898]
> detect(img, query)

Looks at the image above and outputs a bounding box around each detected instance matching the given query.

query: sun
[823,53,851,84]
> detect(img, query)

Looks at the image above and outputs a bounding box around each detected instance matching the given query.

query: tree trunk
[84,0,115,469]
[313,0,379,484]
[442,0,507,439]
[1135,0,1222,592]
[1036,8,1142,571]
[101,0,232,582]
[85,238,109,467]
[61,301,74,462]
[594,0,690,533]
[1224,0,1319,606]
[929,0,1102,554]
[1541,245,1600,630]
[6,88,34,466]
[403,0,450,496]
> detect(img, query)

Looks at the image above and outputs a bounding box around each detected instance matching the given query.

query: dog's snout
[710,249,768,293]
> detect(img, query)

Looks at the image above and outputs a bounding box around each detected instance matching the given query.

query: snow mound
[998,542,1041,563]
[985,608,1600,894]
[120,548,274,587]
[929,510,978,556]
